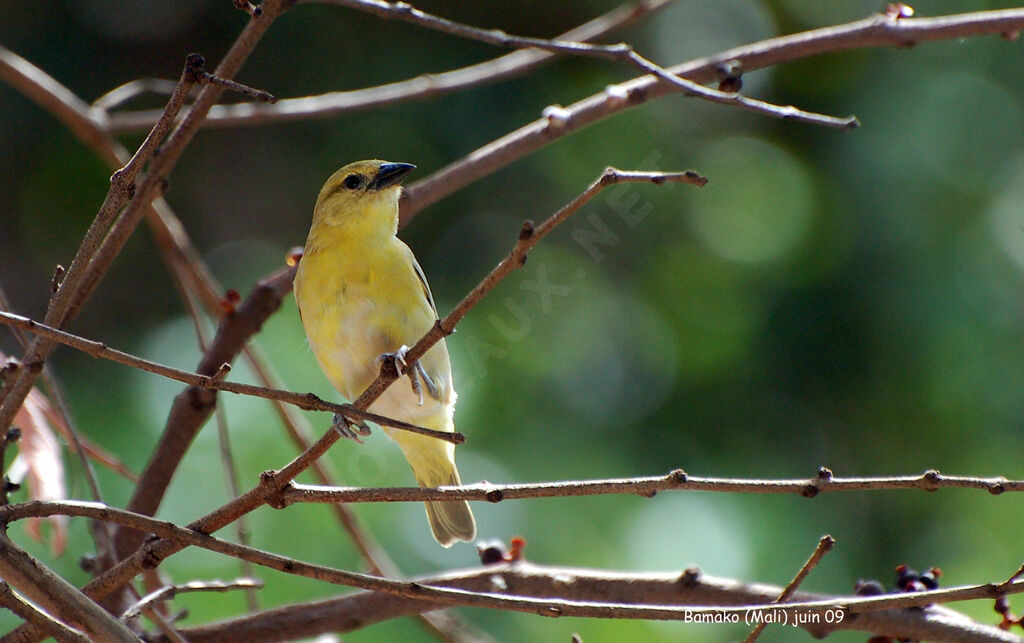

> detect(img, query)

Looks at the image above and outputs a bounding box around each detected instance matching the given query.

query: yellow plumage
[294,160,476,547]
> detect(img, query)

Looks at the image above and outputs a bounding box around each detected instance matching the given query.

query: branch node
[541,104,571,131]
[519,220,535,240]
[434,318,454,337]
[922,469,941,490]
[485,487,504,503]
[990,482,1006,496]
[679,566,702,587]
[50,264,65,294]
[259,469,277,484]
[666,468,688,485]
[801,484,820,498]
[817,466,834,481]
[542,605,563,617]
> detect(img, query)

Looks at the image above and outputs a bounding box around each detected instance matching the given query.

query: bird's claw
[332,413,370,443]
[377,345,442,405]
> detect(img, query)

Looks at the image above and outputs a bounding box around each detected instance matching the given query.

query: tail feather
[418,468,476,548]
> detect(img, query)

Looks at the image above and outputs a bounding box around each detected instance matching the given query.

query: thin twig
[0,38,414,610]
[275,468,1024,506]
[0,309,460,444]
[120,578,263,627]
[0,0,289,441]
[105,0,674,132]
[399,7,1024,223]
[57,168,701,614]
[1,500,1022,641]
[312,0,854,128]
[745,535,835,643]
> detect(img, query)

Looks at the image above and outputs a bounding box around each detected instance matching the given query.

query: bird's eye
[343,174,363,190]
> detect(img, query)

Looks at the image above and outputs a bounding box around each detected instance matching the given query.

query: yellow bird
[294,160,476,547]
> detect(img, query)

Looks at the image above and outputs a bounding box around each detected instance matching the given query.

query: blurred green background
[2,1,1024,641]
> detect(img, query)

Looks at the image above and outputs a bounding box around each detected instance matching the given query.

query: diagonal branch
[304,0,855,128]
[0,0,291,441]
[399,7,1024,223]
[104,0,674,132]
[0,536,139,642]
[53,167,703,615]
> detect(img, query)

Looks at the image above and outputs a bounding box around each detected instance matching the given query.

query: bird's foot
[331,412,370,443]
[377,345,441,405]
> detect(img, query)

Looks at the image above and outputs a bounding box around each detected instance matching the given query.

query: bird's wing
[408,248,439,317]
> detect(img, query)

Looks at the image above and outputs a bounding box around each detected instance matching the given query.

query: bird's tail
[416,464,476,548]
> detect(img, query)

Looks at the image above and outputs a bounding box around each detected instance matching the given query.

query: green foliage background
[2,1,1024,641]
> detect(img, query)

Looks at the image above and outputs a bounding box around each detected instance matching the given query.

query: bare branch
[120,579,263,627]
[0,536,139,642]
[0,582,90,643]
[745,535,835,642]
[276,468,1023,505]
[306,0,856,128]
[0,308,461,444]
[0,501,1019,643]
[400,7,1024,223]
[149,563,1023,643]
[105,0,671,132]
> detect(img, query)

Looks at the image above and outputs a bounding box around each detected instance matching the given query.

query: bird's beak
[369,162,416,191]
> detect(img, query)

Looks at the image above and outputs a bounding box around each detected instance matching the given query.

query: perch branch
[54,168,701,615]
[0,309,460,444]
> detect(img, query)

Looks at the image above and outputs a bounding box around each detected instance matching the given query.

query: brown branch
[399,7,1024,224]
[2,501,1022,642]
[0,0,290,441]
[149,563,1023,643]
[0,582,89,643]
[111,264,297,561]
[0,499,1018,643]
[745,535,835,642]
[0,536,139,642]
[42,167,700,619]
[0,308,459,444]
[274,468,1023,506]
[313,0,855,128]
[103,0,674,132]
[120,579,263,628]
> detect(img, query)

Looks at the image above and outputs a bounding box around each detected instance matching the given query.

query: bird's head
[311,159,416,234]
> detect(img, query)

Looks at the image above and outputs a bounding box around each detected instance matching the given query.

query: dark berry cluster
[856,565,942,643]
